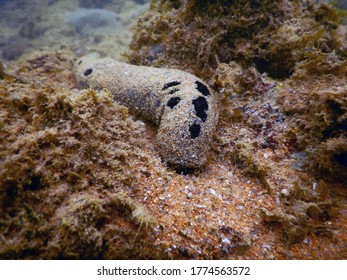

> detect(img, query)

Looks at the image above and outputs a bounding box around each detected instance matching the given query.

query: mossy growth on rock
[128,0,346,80]
[0,51,164,259]
[279,51,347,183]
[261,174,338,244]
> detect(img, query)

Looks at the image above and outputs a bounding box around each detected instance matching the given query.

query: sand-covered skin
[75,56,219,169]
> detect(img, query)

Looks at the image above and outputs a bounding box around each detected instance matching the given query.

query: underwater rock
[324,0,347,10]
[19,21,46,40]
[78,0,113,8]
[0,60,4,79]
[75,56,219,169]
[133,0,150,4]
[47,0,58,5]
[65,8,122,35]
[128,0,346,80]
[2,41,27,60]
[0,51,163,258]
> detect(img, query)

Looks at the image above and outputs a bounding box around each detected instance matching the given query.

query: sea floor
[0,0,149,62]
[0,0,346,259]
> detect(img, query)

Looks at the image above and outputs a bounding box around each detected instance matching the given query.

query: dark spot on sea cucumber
[78,60,82,65]
[168,88,180,95]
[195,81,210,96]
[189,123,201,139]
[84,68,93,76]
[167,97,181,109]
[193,96,208,122]
[162,81,181,90]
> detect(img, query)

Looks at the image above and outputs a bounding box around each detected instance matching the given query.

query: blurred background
[0,0,150,62]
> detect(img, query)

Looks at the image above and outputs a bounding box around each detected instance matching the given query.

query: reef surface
[0,0,347,259]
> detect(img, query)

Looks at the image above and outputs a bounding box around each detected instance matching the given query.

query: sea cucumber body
[75,56,218,168]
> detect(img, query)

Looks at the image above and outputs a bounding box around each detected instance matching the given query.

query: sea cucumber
[74,56,218,169]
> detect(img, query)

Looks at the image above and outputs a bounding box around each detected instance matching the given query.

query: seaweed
[0,51,165,259]
[232,141,269,178]
[50,191,156,259]
[128,0,345,80]
[280,52,347,182]
[261,175,337,244]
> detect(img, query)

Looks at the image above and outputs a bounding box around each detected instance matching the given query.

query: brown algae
[0,0,347,260]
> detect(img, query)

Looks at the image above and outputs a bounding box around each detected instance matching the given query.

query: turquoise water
[0,0,150,61]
